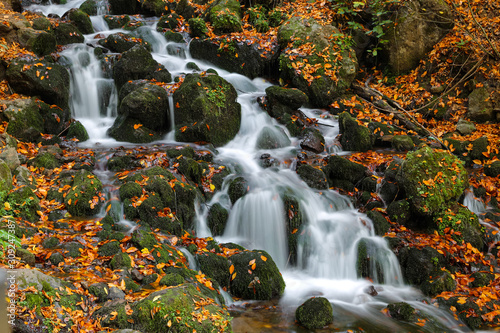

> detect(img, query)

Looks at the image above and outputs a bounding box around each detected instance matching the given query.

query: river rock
[467,87,495,123]
[456,118,476,135]
[79,0,99,15]
[112,45,171,92]
[229,250,285,300]
[256,126,291,150]
[277,17,357,108]
[17,27,56,56]
[391,135,415,151]
[196,252,231,288]
[108,0,137,14]
[64,8,94,35]
[67,120,89,142]
[98,32,151,53]
[338,112,374,152]
[53,22,84,45]
[0,99,43,142]
[6,60,70,110]
[322,155,368,188]
[207,203,229,236]
[296,164,328,190]
[398,146,468,216]
[296,297,333,329]
[383,0,453,73]
[300,128,325,154]
[387,302,416,322]
[228,176,248,204]
[189,37,279,79]
[173,73,241,147]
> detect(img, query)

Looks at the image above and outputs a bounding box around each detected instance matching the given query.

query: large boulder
[205,0,242,34]
[98,32,151,53]
[17,28,56,56]
[66,8,94,35]
[112,45,171,92]
[64,170,103,217]
[255,126,291,149]
[53,22,85,45]
[382,0,453,73]
[338,112,374,152]
[189,37,279,79]
[296,164,328,190]
[398,146,468,216]
[173,73,241,147]
[6,59,70,109]
[0,99,43,142]
[278,17,358,108]
[108,82,170,143]
[229,250,285,300]
[322,155,368,189]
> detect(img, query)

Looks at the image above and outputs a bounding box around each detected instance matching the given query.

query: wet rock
[98,240,121,257]
[140,0,169,16]
[65,8,93,35]
[398,146,468,216]
[32,16,52,31]
[144,176,175,208]
[366,210,390,236]
[256,126,291,150]
[277,17,357,107]
[48,252,64,266]
[79,0,98,15]
[229,250,285,300]
[386,200,412,227]
[108,0,137,15]
[110,252,132,270]
[467,87,495,123]
[484,160,500,177]
[206,0,242,34]
[420,270,456,296]
[188,17,208,38]
[437,296,482,329]
[159,273,184,287]
[0,147,20,171]
[382,0,453,73]
[266,86,309,111]
[108,117,162,143]
[112,45,171,92]
[119,182,142,201]
[8,186,40,222]
[356,238,385,282]
[322,155,368,188]
[295,297,333,329]
[6,60,70,110]
[17,27,56,56]
[296,164,328,190]
[173,73,241,147]
[98,32,151,53]
[64,241,85,258]
[131,230,158,251]
[207,203,229,236]
[228,176,248,204]
[103,14,131,29]
[53,22,84,45]
[470,271,494,288]
[300,128,325,154]
[387,302,416,322]
[369,122,395,148]
[66,120,89,142]
[177,157,202,183]
[338,112,374,152]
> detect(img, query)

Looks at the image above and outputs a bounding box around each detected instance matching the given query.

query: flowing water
[28,1,472,331]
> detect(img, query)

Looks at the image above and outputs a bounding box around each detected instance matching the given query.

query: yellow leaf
[231,272,237,280]
[209,184,215,191]
[167,320,172,327]
[141,248,150,255]
[457,297,467,304]
[4,202,11,211]
[249,259,256,265]
[473,159,482,165]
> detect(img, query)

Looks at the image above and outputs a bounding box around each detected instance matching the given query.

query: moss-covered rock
[67,8,94,34]
[300,128,325,154]
[159,273,184,287]
[79,0,99,15]
[7,186,41,222]
[295,297,333,329]
[0,160,13,193]
[366,210,391,236]
[398,146,468,216]
[30,152,61,170]
[17,28,56,56]
[277,17,357,107]
[188,17,208,38]
[6,60,70,110]
[228,176,248,205]
[470,271,494,288]
[119,181,143,201]
[420,270,456,296]
[177,157,202,184]
[108,0,137,14]
[103,14,131,29]
[53,22,85,45]
[98,240,121,257]
[392,135,415,151]
[98,32,151,53]
[338,112,374,152]
[206,0,242,34]
[131,229,158,250]
[387,302,416,322]
[64,170,103,217]
[144,176,175,207]
[197,252,231,288]
[207,203,229,236]
[255,126,291,150]
[0,99,43,143]
[484,160,500,177]
[32,16,52,31]
[173,73,241,147]
[322,155,368,188]
[467,87,495,123]
[110,252,132,270]
[229,250,285,300]
[296,164,328,190]
[386,200,412,227]
[66,120,89,142]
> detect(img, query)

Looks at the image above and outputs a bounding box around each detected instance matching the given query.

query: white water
[29,1,471,331]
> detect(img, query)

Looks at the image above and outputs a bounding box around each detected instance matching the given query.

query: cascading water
[28,1,472,330]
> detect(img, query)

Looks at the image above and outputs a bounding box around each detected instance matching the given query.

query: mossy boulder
[196,252,231,288]
[433,203,484,249]
[207,203,229,236]
[177,157,202,184]
[119,181,142,201]
[470,271,494,288]
[131,229,158,250]
[108,117,163,143]
[398,146,468,216]
[229,250,285,300]
[228,176,248,204]
[366,210,391,236]
[159,273,184,287]
[17,28,56,56]
[338,112,374,152]
[420,270,456,296]
[110,252,132,270]
[295,297,333,329]
[0,99,44,142]
[139,0,169,16]
[0,158,13,193]
[112,45,171,93]
[484,160,500,177]
[7,186,41,222]
[98,240,121,257]
[322,155,368,188]
[95,283,232,332]
[300,128,325,154]
[188,17,208,38]
[79,0,99,15]
[387,302,416,322]
[64,170,103,217]
[173,73,241,147]
[206,0,242,34]
[103,15,131,29]
[392,135,415,151]
[277,17,357,107]
[67,8,94,35]
[386,200,412,227]
[266,86,309,111]
[6,60,70,110]
[29,152,61,170]
[98,32,151,53]
[32,16,52,31]
[144,176,175,208]
[53,22,85,45]
[296,164,328,190]
[108,0,137,14]
[66,120,89,142]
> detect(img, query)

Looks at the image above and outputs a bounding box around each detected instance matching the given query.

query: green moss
[64,170,103,217]
[98,240,121,256]
[295,297,333,329]
[387,302,416,322]
[188,17,208,38]
[119,182,142,200]
[110,252,132,270]
[434,204,483,249]
[159,273,184,287]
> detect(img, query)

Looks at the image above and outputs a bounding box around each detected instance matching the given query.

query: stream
[27,1,473,331]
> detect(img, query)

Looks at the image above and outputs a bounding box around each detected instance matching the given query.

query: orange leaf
[229,265,234,274]
[260,255,267,261]
[134,124,143,130]
[249,259,256,265]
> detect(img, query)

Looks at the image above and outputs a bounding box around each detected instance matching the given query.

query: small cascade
[463,187,487,216]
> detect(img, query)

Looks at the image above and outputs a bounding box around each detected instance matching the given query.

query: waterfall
[26,1,472,330]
